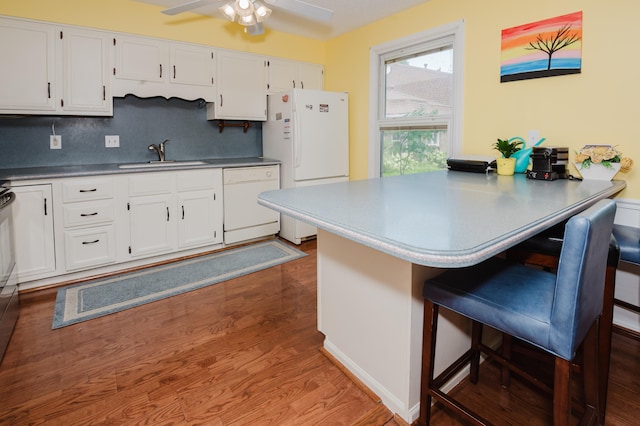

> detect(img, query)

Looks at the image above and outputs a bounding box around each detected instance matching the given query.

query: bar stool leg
[470,321,482,384]
[554,357,572,425]
[598,264,616,423]
[501,334,512,387]
[583,320,600,426]
[420,301,439,425]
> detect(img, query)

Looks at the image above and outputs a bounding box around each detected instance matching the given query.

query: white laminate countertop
[258,170,626,268]
[0,157,280,181]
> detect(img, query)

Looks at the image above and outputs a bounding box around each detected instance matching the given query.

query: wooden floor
[0,238,638,425]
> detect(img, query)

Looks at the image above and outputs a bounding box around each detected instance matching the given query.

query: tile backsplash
[0,95,262,169]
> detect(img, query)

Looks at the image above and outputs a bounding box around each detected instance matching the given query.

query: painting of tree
[500,11,583,83]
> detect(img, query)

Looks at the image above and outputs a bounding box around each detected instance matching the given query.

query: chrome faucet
[148,139,170,162]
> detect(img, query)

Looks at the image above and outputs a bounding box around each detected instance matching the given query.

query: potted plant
[493,138,524,175]
[574,145,633,180]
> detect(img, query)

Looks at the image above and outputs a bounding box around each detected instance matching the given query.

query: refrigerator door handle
[293,110,302,168]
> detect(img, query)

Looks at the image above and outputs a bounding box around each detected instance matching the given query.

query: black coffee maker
[527,147,569,180]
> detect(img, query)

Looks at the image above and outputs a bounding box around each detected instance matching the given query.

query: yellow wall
[2,0,639,198]
[0,0,326,62]
[326,0,640,198]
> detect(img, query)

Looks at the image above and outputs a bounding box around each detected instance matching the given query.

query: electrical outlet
[105,135,120,148]
[50,135,62,150]
[528,129,540,146]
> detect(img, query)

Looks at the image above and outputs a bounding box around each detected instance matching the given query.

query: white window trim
[368,20,465,178]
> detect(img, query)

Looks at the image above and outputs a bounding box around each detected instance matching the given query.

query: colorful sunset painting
[500,11,583,83]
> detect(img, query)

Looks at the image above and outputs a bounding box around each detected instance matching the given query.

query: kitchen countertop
[0,157,280,181]
[259,170,626,268]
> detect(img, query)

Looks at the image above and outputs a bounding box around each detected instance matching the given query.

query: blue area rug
[52,240,306,329]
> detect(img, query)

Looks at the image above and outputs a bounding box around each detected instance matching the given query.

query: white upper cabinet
[112,34,215,102]
[60,27,112,114]
[0,18,56,112]
[267,58,324,93]
[0,17,111,115]
[0,15,324,118]
[211,50,267,121]
[170,43,215,88]
[113,35,167,84]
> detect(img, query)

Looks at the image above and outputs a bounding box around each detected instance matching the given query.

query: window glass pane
[384,47,453,119]
[380,126,449,177]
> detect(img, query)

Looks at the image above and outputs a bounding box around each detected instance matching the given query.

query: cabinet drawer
[64,225,116,271]
[129,173,175,196]
[63,200,115,228]
[62,178,114,202]
[177,169,218,192]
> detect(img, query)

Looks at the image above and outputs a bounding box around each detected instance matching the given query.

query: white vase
[575,162,621,181]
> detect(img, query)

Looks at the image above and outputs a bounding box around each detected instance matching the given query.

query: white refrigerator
[263,89,349,244]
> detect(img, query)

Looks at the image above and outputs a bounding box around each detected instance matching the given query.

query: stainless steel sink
[118,160,208,169]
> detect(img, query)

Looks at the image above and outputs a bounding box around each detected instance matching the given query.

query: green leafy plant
[493,138,523,158]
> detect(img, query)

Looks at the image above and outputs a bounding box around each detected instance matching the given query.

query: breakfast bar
[258,170,625,423]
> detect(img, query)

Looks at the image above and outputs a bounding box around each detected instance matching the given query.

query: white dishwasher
[223,165,280,244]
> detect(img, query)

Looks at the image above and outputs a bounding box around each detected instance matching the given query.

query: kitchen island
[258,170,626,423]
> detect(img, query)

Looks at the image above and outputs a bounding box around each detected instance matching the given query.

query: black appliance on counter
[527,147,569,181]
[0,179,18,364]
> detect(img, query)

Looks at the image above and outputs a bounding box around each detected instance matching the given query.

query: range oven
[0,179,18,364]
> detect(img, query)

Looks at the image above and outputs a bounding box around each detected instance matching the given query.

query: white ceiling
[134,0,428,40]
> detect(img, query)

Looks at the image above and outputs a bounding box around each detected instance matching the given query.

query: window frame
[368,20,465,178]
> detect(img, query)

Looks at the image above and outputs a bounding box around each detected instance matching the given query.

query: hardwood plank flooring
[0,238,638,425]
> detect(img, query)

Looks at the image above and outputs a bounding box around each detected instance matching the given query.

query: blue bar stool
[420,199,616,425]
[611,224,640,334]
[506,223,620,422]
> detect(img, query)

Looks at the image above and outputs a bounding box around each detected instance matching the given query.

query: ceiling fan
[161,0,334,35]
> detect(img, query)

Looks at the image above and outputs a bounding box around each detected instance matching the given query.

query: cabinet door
[298,62,324,90]
[177,190,219,249]
[267,58,298,93]
[215,51,267,120]
[114,35,167,82]
[267,58,324,93]
[0,18,56,112]
[128,194,176,258]
[170,43,215,88]
[61,27,112,114]
[12,185,56,281]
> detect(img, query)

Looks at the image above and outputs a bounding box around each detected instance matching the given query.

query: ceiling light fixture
[219,0,272,34]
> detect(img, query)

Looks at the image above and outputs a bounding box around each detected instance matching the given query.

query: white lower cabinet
[178,190,218,249]
[127,169,222,259]
[177,169,223,249]
[61,176,117,272]
[12,168,229,288]
[128,193,177,258]
[12,184,57,281]
[64,225,116,271]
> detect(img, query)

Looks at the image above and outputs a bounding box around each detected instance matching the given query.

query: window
[369,21,464,177]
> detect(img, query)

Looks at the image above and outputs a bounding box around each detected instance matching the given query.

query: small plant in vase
[493,138,524,175]
[574,145,633,180]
